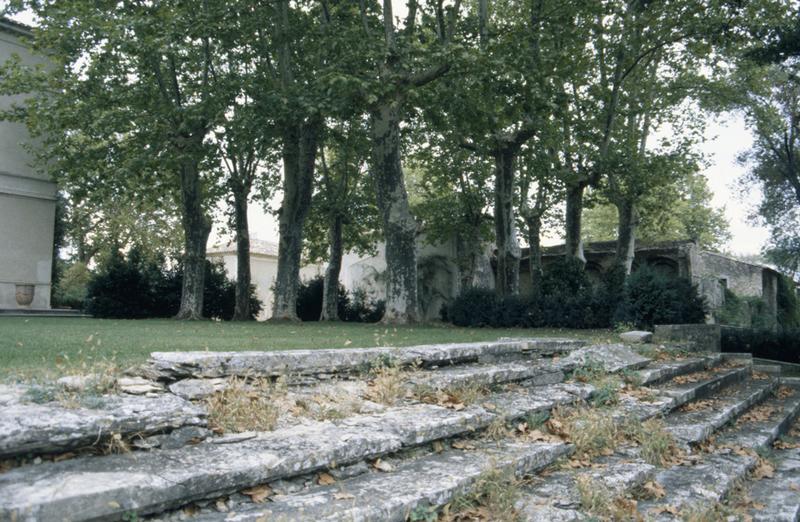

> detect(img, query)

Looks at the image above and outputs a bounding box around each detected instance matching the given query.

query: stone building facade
[0,18,56,310]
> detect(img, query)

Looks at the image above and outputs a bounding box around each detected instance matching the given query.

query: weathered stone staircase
[1,337,799,521]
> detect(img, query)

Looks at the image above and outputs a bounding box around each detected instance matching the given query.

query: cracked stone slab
[141,339,586,381]
[0,379,584,521]
[664,379,777,445]
[0,385,207,458]
[748,448,800,522]
[518,459,656,521]
[407,360,564,391]
[658,365,750,407]
[715,390,800,450]
[556,344,651,374]
[638,453,756,520]
[634,355,721,386]
[190,441,573,522]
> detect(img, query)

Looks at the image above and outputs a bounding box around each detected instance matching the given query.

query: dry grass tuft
[575,475,640,521]
[206,376,284,433]
[442,467,521,522]
[622,417,680,466]
[364,363,407,406]
[549,407,617,459]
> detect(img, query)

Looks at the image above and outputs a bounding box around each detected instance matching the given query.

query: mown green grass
[0,317,613,380]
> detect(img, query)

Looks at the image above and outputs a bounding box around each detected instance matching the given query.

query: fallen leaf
[432,440,444,453]
[452,440,476,450]
[317,472,336,485]
[333,492,355,500]
[642,481,666,499]
[789,483,800,492]
[372,459,394,472]
[242,484,273,503]
[751,459,775,480]
[343,339,352,346]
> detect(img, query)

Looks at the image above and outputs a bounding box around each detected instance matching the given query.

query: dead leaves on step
[242,484,273,503]
[678,399,718,413]
[736,404,777,425]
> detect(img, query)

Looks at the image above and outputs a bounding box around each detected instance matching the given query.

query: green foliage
[295,276,384,323]
[583,171,731,251]
[85,250,261,320]
[777,274,800,329]
[52,261,91,309]
[615,265,707,329]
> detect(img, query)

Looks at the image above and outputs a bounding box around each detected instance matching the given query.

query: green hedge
[85,249,262,320]
[443,263,706,330]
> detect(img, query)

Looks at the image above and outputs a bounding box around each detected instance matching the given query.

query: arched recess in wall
[648,257,679,277]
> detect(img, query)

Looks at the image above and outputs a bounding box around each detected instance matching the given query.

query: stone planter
[15,284,35,307]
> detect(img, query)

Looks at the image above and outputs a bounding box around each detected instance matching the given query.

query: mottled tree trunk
[371,100,419,324]
[615,198,638,275]
[175,158,212,321]
[321,214,344,321]
[526,214,543,294]
[494,148,521,296]
[232,184,252,321]
[564,182,586,264]
[272,119,321,321]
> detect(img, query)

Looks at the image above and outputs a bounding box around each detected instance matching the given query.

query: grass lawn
[0,317,613,380]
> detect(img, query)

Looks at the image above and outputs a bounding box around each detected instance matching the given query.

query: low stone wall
[653,324,721,352]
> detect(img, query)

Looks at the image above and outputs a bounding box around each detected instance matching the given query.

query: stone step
[406,360,564,391]
[140,339,587,382]
[189,441,573,521]
[639,452,756,521]
[616,364,752,421]
[633,354,722,386]
[555,343,651,374]
[748,448,800,522]
[714,384,800,450]
[637,382,798,520]
[0,384,206,458]
[0,382,590,521]
[516,458,656,521]
[663,378,777,445]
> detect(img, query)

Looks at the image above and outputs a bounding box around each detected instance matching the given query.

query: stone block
[653,324,721,352]
[619,330,653,343]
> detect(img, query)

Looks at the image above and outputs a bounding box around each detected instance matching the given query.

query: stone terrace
[1,338,799,521]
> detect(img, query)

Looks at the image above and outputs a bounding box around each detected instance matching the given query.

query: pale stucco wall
[0,21,56,309]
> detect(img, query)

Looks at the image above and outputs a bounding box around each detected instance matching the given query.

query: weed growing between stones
[575,475,639,521]
[549,407,617,459]
[104,433,131,454]
[442,467,521,522]
[413,380,490,410]
[205,376,284,433]
[364,363,407,405]
[621,417,680,466]
[294,389,365,421]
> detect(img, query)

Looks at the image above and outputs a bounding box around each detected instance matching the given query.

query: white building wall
[0,21,56,309]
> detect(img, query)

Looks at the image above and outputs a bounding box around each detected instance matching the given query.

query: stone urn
[15,284,35,307]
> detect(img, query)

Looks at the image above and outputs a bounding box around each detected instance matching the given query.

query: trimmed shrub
[446,287,498,327]
[296,276,348,321]
[296,276,384,322]
[443,263,705,330]
[614,265,706,329]
[343,288,385,323]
